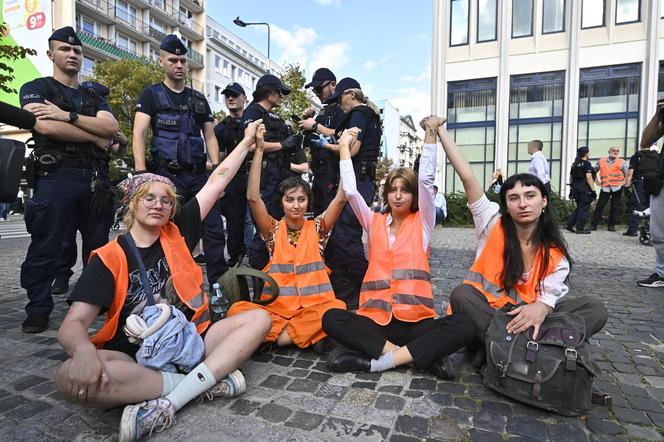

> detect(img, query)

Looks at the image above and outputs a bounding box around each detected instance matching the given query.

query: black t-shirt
[136,83,214,127]
[68,198,203,355]
[214,116,243,156]
[20,77,112,113]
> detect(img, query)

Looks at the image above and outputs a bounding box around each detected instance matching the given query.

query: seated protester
[55,120,271,442]
[440,122,608,363]
[226,125,350,350]
[322,117,476,379]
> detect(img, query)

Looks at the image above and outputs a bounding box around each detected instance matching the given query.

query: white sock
[165,363,216,411]
[161,371,186,395]
[370,351,396,372]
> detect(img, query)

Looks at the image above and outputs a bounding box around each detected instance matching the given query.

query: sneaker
[22,315,49,333]
[201,369,246,401]
[119,398,175,442]
[637,273,664,288]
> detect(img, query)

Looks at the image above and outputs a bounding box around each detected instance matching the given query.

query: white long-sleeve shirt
[467,195,569,308]
[528,151,551,185]
[341,143,437,252]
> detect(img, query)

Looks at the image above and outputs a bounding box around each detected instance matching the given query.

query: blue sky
[207,0,433,122]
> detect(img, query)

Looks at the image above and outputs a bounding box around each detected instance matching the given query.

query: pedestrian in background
[488,169,503,194]
[433,185,447,226]
[625,143,660,237]
[565,146,596,234]
[528,139,551,194]
[590,147,628,232]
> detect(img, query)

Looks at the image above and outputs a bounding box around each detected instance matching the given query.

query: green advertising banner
[1,0,52,106]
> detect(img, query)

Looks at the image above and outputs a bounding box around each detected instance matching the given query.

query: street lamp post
[233,16,271,73]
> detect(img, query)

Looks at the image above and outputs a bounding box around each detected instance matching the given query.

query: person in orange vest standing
[322,116,476,379]
[53,120,271,441]
[590,147,629,231]
[226,124,349,351]
[440,121,608,367]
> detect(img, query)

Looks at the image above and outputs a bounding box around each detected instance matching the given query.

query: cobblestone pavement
[0,225,663,441]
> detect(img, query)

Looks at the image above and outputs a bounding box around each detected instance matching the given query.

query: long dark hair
[498,173,573,294]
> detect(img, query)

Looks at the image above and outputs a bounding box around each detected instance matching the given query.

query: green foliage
[444,190,577,227]
[213,109,227,122]
[92,58,163,167]
[0,23,36,94]
[375,156,394,183]
[276,63,309,121]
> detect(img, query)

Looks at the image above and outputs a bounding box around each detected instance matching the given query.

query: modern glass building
[432,0,663,195]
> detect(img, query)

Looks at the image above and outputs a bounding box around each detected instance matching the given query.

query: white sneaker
[200,369,246,400]
[119,397,175,441]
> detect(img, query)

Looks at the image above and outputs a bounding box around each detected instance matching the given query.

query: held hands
[506,301,552,340]
[26,100,70,122]
[297,117,316,131]
[255,123,266,152]
[243,118,263,150]
[66,345,110,403]
[419,115,447,131]
[339,127,360,148]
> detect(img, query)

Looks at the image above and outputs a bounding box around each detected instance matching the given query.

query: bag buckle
[496,362,507,377]
[565,348,578,370]
[526,340,539,362]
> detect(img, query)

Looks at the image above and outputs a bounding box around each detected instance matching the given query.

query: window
[116,0,137,26]
[116,33,137,54]
[661,0,664,18]
[658,61,664,99]
[512,0,533,38]
[477,0,497,42]
[80,57,95,80]
[214,85,220,103]
[542,0,565,33]
[446,78,497,193]
[151,0,165,10]
[214,55,221,73]
[179,6,192,27]
[231,65,237,81]
[223,60,230,77]
[578,63,641,162]
[508,72,565,193]
[582,0,605,28]
[450,0,469,46]
[616,0,640,24]
[79,16,96,35]
[150,17,166,32]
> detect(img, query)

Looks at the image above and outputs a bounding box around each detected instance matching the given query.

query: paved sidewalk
[0,226,663,441]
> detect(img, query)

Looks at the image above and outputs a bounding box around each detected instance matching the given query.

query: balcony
[179,0,203,14]
[147,0,178,25]
[76,29,143,61]
[148,25,167,43]
[75,0,114,24]
[187,47,204,67]
[112,9,150,41]
[178,14,203,40]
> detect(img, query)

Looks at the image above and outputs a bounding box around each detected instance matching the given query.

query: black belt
[38,154,103,170]
[157,159,207,172]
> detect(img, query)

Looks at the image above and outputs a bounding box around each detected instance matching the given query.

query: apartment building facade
[432,0,664,195]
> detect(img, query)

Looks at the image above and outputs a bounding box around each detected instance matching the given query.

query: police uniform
[626,148,660,235]
[136,35,227,284]
[241,74,304,270]
[214,82,247,266]
[324,78,381,309]
[19,27,115,330]
[566,147,596,233]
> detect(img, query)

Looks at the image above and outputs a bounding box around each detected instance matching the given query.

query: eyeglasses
[140,195,174,209]
[313,81,332,94]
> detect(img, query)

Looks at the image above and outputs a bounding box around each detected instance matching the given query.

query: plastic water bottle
[210,282,230,320]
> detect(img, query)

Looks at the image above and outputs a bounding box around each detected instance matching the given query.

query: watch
[312,122,319,132]
[68,112,79,123]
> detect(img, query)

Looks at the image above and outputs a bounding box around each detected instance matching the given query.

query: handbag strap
[124,233,156,306]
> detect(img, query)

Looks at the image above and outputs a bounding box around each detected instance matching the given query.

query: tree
[375,155,394,183]
[277,63,310,121]
[92,58,163,167]
[0,23,36,94]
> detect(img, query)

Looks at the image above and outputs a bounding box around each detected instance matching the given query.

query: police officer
[320,77,382,309]
[625,144,660,236]
[214,82,249,267]
[565,146,596,234]
[132,35,227,287]
[298,68,345,216]
[241,74,303,269]
[19,26,119,333]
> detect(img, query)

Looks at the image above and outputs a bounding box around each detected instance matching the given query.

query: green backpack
[216,263,279,307]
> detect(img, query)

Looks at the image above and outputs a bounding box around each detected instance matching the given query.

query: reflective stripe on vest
[599,158,625,188]
[357,212,436,326]
[261,219,335,313]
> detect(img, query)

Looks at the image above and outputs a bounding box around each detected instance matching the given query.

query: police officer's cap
[577,146,589,155]
[256,74,291,95]
[325,77,361,104]
[221,82,245,97]
[48,26,82,46]
[160,34,188,55]
[305,68,336,89]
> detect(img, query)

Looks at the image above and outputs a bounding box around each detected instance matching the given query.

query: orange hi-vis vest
[260,219,335,315]
[598,157,625,188]
[90,222,211,348]
[358,212,436,326]
[462,220,564,310]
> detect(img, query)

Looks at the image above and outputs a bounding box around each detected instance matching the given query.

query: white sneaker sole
[118,403,141,442]
[638,281,664,288]
[227,369,247,396]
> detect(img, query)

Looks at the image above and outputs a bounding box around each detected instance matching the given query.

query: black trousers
[448,284,608,342]
[322,308,476,369]
[591,188,623,228]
